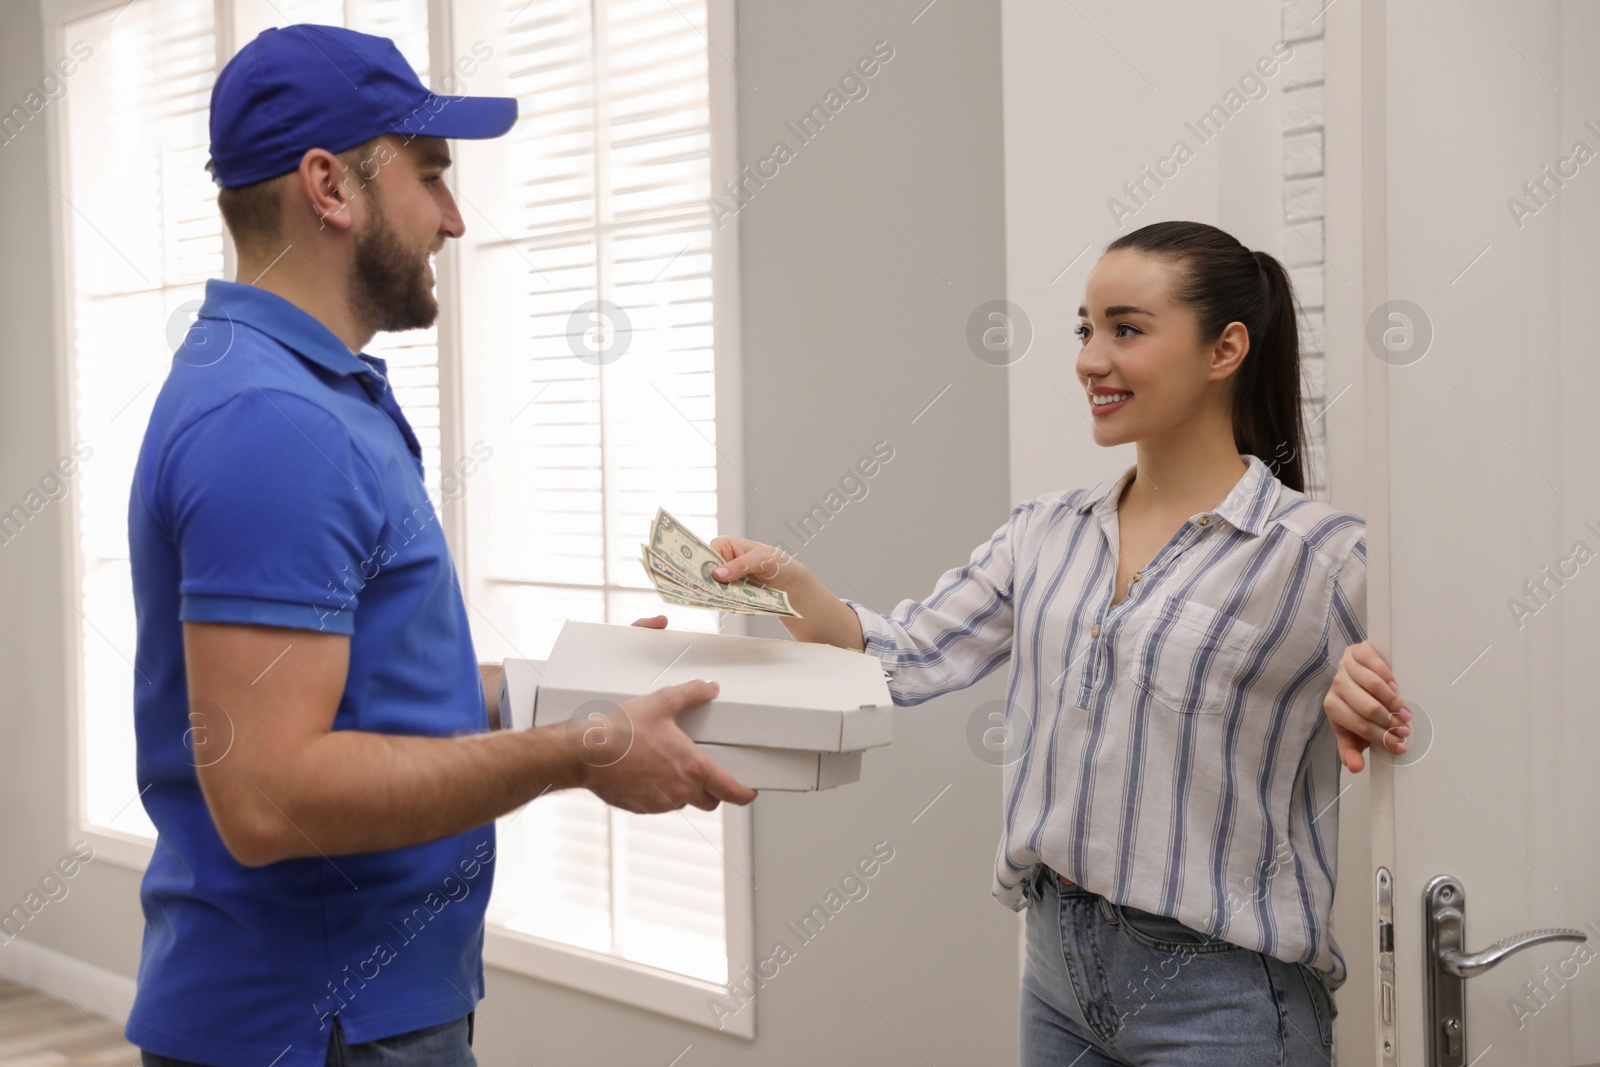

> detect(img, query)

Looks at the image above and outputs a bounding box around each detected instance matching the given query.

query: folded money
[643,508,802,618]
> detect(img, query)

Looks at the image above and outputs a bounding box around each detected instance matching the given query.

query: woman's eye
[1114,323,1140,337]
[1073,324,1091,341]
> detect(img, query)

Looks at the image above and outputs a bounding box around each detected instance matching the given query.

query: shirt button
[1197,515,1211,526]
[1132,570,1143,581]
[1090,624,1100,638]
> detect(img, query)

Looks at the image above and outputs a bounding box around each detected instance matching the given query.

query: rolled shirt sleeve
[1326,531,1367,663]
[161,388,388,635]
[843,502,1035,706]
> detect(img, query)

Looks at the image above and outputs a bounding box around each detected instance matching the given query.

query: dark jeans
[140,1012,475,1067]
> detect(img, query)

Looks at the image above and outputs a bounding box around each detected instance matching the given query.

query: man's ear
[298,148,356,233]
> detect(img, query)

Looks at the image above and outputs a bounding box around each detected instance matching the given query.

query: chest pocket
[1131,595,1262,715]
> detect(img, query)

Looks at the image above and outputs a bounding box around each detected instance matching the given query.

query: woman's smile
[1089,386,1133,416]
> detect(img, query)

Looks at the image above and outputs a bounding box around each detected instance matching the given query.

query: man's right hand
[577,679,757,813]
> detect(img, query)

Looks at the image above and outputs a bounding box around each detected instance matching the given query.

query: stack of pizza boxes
[500,621,894,791]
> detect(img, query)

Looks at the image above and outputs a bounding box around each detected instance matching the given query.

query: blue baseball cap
[207,24,517,189]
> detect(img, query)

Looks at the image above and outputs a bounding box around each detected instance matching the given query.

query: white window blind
[64,0,221,841]
[65,0,446,838]
[458,0,731,986]
[60,0,737,993]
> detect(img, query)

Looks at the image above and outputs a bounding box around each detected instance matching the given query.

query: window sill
[77,824,155,870]
[484,926,755,1039]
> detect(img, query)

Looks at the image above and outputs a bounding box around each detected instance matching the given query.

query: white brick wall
[1282,84,1325,133]
[1282,0,1328,45]
[1284,130,1324,178]
[1282,218,1326,265]
[1283,37,1325,88]
[1283,176,1325,222]
[1283,0,1329,501]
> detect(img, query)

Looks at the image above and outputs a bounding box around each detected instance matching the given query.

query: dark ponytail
[1104,221,1307,493]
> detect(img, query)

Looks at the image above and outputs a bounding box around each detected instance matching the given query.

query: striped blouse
[844,453,1366,988]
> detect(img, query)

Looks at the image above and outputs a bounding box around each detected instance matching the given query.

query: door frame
[1323,0,1396,1062]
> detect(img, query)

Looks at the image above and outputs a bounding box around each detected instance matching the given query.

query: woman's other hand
[1323,640,1410,773]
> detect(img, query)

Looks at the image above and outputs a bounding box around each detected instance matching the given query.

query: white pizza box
[497,645,880,791]
[698,743,863,792]
[505,621,894,751]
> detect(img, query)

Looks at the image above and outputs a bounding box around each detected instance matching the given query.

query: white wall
[1002,0,1303,501]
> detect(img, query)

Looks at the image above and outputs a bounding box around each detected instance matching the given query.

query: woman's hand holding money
[708,537,867,653]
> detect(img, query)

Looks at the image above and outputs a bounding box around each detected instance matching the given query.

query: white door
[1340,0,1600,1063]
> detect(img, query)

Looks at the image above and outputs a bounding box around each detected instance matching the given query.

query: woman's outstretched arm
[711,505,1029,705]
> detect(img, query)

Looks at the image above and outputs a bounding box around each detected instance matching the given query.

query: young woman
[709,220,1409,1065]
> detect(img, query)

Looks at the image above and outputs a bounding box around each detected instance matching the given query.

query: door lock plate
[1424,874,1587,1067]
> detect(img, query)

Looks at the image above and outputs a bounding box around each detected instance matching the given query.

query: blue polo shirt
[125,279,494,1066]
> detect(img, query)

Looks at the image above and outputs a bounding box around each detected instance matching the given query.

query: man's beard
[349,203,437,334]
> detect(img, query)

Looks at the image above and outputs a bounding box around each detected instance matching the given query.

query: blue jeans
[1021,869,1335,1066]
[139,1013,475,1067]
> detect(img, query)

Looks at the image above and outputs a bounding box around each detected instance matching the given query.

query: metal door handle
[1425,875,1589,1066]
[1438,926,1587,978]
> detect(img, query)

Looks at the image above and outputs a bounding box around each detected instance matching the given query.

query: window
[450,0,740,995]
[61,0,222,846]
[61,0,445,849]
[52,0,749,1032]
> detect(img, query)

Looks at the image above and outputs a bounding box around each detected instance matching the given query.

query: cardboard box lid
[545,620,892,712]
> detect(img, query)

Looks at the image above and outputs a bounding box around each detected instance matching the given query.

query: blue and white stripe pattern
[845,453,1365,988]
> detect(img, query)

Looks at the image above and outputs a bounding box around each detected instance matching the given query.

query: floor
[0,979,140,1067]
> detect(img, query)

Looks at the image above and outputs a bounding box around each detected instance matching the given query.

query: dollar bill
[639,555,747,611]
[645,509,801,617]
[650,509,798,615]
[640,551,795,616]
[643,545,753,610]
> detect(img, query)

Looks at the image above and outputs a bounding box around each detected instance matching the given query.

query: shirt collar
[196,278,371,377]
[1072,453,1280,536]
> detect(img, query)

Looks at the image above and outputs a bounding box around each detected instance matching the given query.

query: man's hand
[578,679,758,813]
[1323,640,1410,773]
